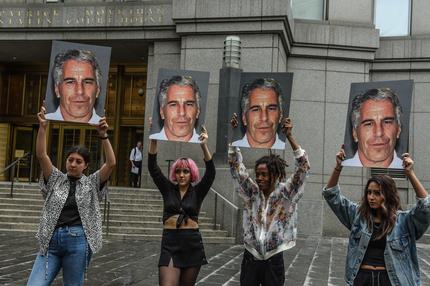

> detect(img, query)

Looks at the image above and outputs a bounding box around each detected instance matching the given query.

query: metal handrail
[0,152,31,198]
[209,187,240,242]
[103,192,111,237]
[210,187,239,211]
[0,152,31,175]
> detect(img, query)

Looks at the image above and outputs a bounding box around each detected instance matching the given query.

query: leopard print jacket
[36,166,107,254]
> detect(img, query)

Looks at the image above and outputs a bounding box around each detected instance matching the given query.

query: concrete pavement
[1,234,429,285]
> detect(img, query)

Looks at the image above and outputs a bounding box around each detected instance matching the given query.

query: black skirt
[159,229,207,268]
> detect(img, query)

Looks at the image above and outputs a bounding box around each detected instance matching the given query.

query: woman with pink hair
[148,126,215,286]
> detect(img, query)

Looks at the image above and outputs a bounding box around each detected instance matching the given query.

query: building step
[0,183,236,244]
[106,219,221,230]
[101,226,228,237]
[0,203,43,211]
[101,213,213,223]
[0,197,44,205]
[0,228,235,244]
[0,210,214,225]
[0,216,221,231]
[104,201,163,208]
[0,223,227,237]
[104,233,236,244]
[420,234,430,244]
[0,183,40,190]
[0,209,42,216]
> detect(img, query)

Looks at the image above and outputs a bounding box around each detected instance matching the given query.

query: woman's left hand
[402,153,414,173]
[199,125,208,145]
[96,117,109,138]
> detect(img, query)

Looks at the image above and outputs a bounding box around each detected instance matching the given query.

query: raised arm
[228,145,258,199]
[195,126,216,197]
[280,118,310,201]
[283,118,299,152]
[403,153,428,198]
[36,106,53,180]
[326,145,346,189]
[403,153,430,239]
[95,117,116,183]
[199,126,212,161]
[322,145,358,230]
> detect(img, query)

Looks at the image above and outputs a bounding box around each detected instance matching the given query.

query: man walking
[129,141,143,188]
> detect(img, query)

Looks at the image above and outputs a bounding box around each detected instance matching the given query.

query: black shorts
[354,269,391,286]
[158,229,207,268]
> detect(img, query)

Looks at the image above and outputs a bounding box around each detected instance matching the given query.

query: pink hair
[169,158,200,183]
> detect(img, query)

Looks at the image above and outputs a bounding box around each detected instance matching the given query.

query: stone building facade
[0,0,429,238]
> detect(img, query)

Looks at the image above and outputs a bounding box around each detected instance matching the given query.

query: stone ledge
[293,20,379,50]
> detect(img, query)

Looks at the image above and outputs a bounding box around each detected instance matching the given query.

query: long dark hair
[358,175,402,239]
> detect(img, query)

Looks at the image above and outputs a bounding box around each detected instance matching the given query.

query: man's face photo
[45,42,111,125]
[160,84,200,141]
[55,59,100,122]
[149,70,209,144]
[353,99,400,167]
[231,75,292,150]
[243,87,281,147]
[343,83,412,169]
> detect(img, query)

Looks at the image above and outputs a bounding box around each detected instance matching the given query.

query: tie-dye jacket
[229,146,310,260]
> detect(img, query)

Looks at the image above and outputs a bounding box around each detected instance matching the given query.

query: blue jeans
[27,225,92,286]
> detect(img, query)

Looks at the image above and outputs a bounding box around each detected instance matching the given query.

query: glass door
[11,127,34,182]
[49,125,102,174]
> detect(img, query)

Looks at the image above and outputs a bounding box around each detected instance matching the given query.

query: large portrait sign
[44,40,111,124]
[342,80,413,169]
[230,72,293,150]
[149,68,210,143]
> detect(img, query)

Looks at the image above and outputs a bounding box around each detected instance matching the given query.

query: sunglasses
[175,168,190,174]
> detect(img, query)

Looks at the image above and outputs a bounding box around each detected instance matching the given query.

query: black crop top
[56,176,82,228]
[148,153,216,228]
[362,223,386,267]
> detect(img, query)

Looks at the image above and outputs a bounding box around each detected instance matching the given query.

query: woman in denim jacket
[323,146,430,286]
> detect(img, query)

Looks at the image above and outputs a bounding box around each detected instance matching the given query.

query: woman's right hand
[199,125,208,145]
[37,105,48,130]
[230,113,239,128]
[336,144,346,169]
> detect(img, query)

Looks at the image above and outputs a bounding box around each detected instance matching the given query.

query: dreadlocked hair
[358,175,402,240]
[255,154,288,182]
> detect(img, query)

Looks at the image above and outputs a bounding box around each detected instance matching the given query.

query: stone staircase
[0,182,235,244]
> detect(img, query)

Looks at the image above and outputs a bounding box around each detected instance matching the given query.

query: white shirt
[149,127,200,143]
[232,133,285,150]
[342,150,403,168]
[129,147,143,162]
[45,107,102,124]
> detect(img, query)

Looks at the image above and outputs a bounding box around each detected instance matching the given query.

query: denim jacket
[322,184,430,286]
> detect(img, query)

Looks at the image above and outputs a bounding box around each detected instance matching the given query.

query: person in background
[129,141,143,188]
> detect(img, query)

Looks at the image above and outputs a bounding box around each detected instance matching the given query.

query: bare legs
[159,259,201,286]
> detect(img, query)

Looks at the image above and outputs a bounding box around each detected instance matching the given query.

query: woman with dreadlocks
[228,118,310,286]
[323,145,430,286]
